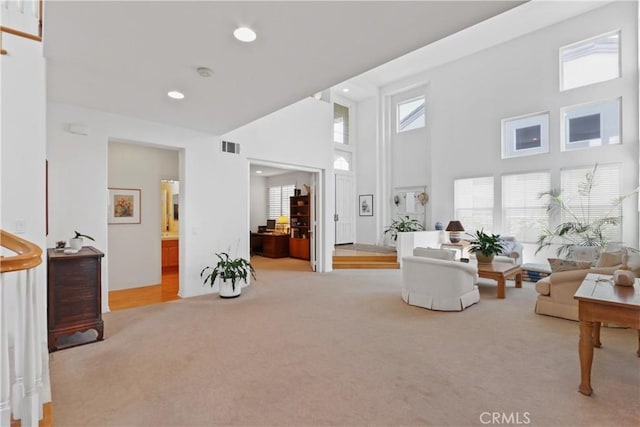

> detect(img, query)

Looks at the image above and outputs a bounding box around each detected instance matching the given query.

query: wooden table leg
[515,271,522,289]
[579,320,594,396]
[592,322,601,348]
[497,277,506,299]
[637,330,640,357]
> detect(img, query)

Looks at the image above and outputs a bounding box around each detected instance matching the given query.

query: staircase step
[332,255,397,263]
[332,260,400,269]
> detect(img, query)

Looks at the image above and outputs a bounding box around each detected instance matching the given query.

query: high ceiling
[43,1,527,135]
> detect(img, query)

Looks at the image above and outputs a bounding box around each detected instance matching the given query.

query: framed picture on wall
[108,188,141,224]
[359,194,373,216]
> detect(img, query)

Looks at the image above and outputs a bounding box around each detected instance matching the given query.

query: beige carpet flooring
[49,258,640,426]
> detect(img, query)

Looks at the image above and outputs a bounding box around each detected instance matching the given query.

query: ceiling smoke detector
[197,67,213,78]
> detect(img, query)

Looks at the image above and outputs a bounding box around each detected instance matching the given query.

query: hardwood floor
[11,402,52,427]
[109,268,180,311]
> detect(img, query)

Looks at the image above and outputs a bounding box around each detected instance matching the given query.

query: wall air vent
[221,140,240,154]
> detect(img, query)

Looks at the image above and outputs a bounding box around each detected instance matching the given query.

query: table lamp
[446,220,465,243]
[277,215,289,234]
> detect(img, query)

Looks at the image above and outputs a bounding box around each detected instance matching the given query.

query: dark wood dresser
[47,246,104,352]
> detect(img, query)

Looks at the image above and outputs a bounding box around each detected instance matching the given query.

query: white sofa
[401,248,480,311]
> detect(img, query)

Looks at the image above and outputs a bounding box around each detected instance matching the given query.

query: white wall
[355,97,379,244]
[107,141,178,290]
[47,96,334,310]
[268,171,312,191]
[222,97,334,271]
[362,1,639,263]
[2,36,46,254]
[249,175,267,232]
[47,102,225,307]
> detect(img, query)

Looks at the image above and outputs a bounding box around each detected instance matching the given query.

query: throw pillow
[595,250,625,268]
[548,258,592,273]
[413,247,456,261]
[624,251,640,277]
[499,240,516,256]
[567,246,600,264]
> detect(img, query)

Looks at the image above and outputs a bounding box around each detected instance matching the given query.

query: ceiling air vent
[221,140,240,154]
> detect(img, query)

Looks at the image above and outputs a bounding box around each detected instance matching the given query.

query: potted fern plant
[200,252,256,298]
[468,229,505,263]
[383,216,425,243]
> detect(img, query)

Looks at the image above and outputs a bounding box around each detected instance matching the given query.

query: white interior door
[335,174,355,245]
[310,173,317,271]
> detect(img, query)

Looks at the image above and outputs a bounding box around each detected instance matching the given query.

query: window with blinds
[334,103,349,144]
[502,172,550,243]
[561,164,621,243]
[268,185,296,219]
[454,176,494,234]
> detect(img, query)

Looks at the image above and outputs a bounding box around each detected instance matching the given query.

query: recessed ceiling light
[256,170,263,174]
[342,88,350,93]
[234,26,257,42]
[167,90,185,100]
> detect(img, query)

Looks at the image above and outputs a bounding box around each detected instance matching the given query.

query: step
[332,254,397,263]
[332,260,400,269]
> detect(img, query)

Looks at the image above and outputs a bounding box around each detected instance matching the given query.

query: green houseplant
[536,164,638,257]
[200,252,256,298]
[383,216,425,242]
[468,229,505,263]
[69,230,95,251]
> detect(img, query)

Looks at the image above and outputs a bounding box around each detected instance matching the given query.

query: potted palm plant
[468,229,505,263]
[200,252,256,298]
[536,164,638,257]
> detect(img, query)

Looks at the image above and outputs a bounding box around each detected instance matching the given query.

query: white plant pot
[218,279,241,298]
[69,238,83,251]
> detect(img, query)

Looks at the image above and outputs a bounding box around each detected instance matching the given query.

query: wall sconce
[446,221,465,243]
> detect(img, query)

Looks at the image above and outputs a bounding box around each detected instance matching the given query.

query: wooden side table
[441,241,471,259]
[47,246,104,351]
[574,274,640,396]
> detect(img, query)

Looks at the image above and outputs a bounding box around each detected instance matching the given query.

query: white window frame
[333,150,351,171]
[560,164,622,244]
[501,112,549,159]
[561,97,621,151]
[501,171,551,243]
[559,30,621,92]
[453,176,494,234]
[268,184,295,219]
[396,96,425,133]
[333,102,350,144]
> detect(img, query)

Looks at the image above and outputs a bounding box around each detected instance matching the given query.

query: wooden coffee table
[477,262,522,299]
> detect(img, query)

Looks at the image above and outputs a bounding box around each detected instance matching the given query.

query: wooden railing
[0,0,43,55]
[1,230,50,427]
[0,230,42,273]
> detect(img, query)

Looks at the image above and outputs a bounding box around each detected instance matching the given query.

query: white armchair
[401,252,480,311]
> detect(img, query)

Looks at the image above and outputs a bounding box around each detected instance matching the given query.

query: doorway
[106,140,181,310]
[249,160,323,272]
